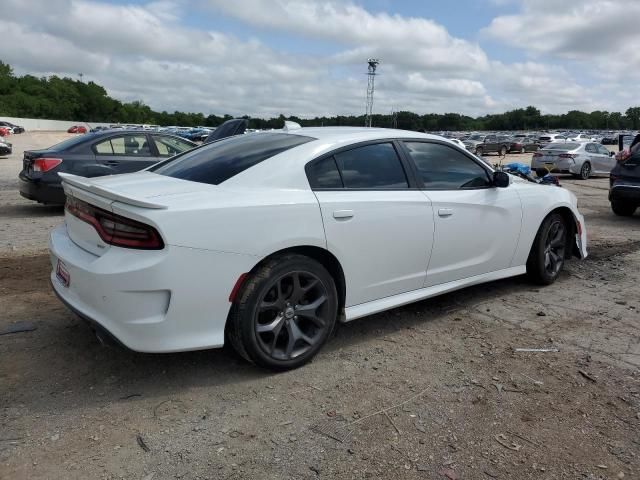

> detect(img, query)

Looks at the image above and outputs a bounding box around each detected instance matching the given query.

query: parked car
[48,127,587,370]
[0,121,25,133]
[18,130,197,204]
[462,134,486,154]
[68,125,87,134]
[532,142,615,179]
[609,134,640,216]
[0,138,12,155]
[0,126,11,137]
[471,134,512,156]
[538,134,567,148]
[568,133,595,143]
[508,136,539,153]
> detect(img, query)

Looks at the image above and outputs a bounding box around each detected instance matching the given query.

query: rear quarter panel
[111,187,327,258]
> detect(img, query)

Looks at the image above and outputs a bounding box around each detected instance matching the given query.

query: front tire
[475,146,483,156]
[526,213,568,285]
[227,254,338,370]
[500,146,508,156]
[611,200,637,217]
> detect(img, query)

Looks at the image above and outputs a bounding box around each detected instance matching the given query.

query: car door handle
[438,208,454,217]
[105,160,120,165]
[333,210,354,220]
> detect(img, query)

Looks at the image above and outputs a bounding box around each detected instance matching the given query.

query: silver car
[531,142,615,179]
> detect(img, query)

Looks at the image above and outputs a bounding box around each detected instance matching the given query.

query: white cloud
[0,0,634,119]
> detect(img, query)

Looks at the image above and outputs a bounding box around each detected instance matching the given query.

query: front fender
[511,184,587,266]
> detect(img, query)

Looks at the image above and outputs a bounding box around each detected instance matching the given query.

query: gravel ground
[1,133,639,480]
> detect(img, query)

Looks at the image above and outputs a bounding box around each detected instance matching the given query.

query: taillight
[33,158,63,172]
[65,197,164,250]
[558,153,576,159]
[533,152,542,157]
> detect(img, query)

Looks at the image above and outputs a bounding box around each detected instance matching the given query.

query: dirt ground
[1,133,639,480]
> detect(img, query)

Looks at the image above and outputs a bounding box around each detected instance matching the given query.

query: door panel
[422,188,522,287]
[315,191,434,306]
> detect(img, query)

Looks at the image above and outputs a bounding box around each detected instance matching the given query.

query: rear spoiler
[59,173,168,210]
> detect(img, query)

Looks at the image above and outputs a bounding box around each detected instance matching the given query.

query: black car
[609,133,640,216]
[19,131,196,204]
[0,138,11,155]
[0,121,25,133]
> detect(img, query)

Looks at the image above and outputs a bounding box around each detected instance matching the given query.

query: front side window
[403,141,491,190]
[152,132,314,185]
[332,143,408,189]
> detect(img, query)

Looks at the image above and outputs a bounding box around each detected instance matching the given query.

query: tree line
[2,61,640,131]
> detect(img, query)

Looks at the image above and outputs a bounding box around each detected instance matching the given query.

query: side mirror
[493,171,510,188]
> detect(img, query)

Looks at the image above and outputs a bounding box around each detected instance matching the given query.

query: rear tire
[500,146,507,156]
[526,213,568,285]
[227,254,338,370]
[611,200,637,217]
[579,161,591,180]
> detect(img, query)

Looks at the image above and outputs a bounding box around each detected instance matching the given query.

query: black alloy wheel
[543,220,566,278]
[254,271,330,361]
[526,213,568,285]
[227,254,338,370]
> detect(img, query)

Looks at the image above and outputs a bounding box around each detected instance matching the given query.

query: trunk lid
[59,172,219,255]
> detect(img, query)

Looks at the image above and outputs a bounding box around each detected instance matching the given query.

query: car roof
[283,126,436,143]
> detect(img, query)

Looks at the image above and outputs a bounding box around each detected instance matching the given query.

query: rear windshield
[150,132,314,185]
[47,135,92,152]
[543,143,580,150]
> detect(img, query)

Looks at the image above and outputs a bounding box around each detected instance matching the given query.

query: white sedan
[49,127,587,370]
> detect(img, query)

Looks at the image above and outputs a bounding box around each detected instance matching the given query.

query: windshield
[151,132,315,185]
[468,135,484,141]
[543,143,580,151]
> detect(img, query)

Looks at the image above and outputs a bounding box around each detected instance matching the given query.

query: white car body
[49,127,587,354]
[569,134,596,143]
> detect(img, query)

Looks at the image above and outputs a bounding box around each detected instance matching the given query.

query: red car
[0,126,11,137]
[67,125,87,134]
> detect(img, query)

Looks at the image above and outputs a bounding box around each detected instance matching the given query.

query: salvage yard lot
[1,133,639,479]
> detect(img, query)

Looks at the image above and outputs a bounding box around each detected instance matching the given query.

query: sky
[0,0,637,118]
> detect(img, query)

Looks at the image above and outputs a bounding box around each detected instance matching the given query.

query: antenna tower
[365,58,379,127]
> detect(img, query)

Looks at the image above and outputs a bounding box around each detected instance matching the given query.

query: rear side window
[403,142,490,190]
[333,143,408,189]
[151,133,314,185]
[307,157,343,189]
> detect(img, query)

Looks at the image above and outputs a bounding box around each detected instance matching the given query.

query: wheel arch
[544,206,583,259]
[232,245,347,319]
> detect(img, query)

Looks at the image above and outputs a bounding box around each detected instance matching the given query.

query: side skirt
[343,266,527,322]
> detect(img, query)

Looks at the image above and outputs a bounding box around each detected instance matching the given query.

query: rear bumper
[49,224,257,353]
[19,175,66,204]
[530,158,577,173]
[609,184,640,203]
